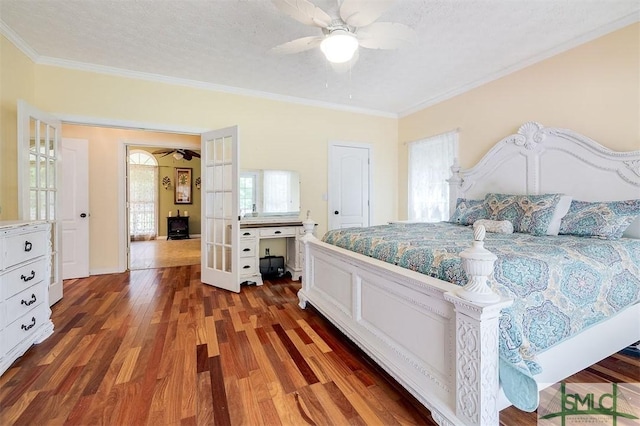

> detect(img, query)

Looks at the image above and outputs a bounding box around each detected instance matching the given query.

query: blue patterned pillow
[483,193,562,236]
[559,199,640,239]
[449,198,489,225]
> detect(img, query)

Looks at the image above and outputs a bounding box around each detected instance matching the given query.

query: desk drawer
[240,229,258,238]
[1,259,47,299]
[240,240,257,258]
[259,227,295,238]
[239,257,257,276]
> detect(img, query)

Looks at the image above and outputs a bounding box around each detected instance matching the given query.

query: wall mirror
[240,169,300,219]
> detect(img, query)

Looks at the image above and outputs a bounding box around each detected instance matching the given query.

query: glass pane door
[201,126,239,292]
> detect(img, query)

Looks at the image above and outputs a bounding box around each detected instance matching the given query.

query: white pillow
[546,195,573,235]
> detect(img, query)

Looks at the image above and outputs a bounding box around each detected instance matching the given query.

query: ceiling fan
[152,148,201,161]
[270,0,416,66]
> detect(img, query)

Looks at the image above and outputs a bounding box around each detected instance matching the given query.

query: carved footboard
[298,224,512,426]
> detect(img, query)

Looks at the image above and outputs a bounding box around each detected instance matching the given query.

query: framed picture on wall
[175,167,192,204]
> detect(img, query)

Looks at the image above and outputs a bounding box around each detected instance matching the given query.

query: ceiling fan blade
[271,36,323,55]
[329,49,359,74]
[186,150,201,159]
[339,0,395,28]
[271,0,332,28]
[357,22,416,49]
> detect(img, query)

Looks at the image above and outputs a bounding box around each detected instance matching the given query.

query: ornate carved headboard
[448,122,640,238]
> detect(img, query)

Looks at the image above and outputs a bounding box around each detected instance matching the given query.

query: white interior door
[17,100,63,305]
[328,143,371,230]
[61,138,90,279]
[201,126,240,292]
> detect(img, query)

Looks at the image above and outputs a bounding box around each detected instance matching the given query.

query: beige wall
[61,125,202,271]
[398,23,640,219]
[1,36,36,220]
[1,38,398,272]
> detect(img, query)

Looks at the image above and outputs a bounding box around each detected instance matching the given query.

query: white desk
[239,220,309,285]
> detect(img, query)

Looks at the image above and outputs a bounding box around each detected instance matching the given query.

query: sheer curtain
[129,153,158,241]
[263,170,291,213]
[408,131,458,222]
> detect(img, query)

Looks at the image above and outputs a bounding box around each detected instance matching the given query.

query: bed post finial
[301,211,316,242]
[458,225,500,303]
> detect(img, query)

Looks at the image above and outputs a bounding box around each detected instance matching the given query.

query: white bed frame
[298,122,640,426]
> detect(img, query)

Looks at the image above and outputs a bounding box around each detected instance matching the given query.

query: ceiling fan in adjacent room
[270,0,416,65]
[152,148,201,161]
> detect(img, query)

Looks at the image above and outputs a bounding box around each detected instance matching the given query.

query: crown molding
[0,20,39,61]
[398,12,640,118]
[1,18,395,118]
[34,56,397,119]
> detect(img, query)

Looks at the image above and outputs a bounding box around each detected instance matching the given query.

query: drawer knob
[24,241,33,252]
[274,230,282,234]
[21,317,36,331]
[243,248,251,252]
[243,265,251,269]
[21,270,36,282]
[21,294,37,306]
[243,232,251,236]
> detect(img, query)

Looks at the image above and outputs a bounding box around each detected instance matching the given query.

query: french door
[17,100,63,305]
[201,126,240,292]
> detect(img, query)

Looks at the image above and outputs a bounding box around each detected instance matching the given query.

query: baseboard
[89,267,124,275]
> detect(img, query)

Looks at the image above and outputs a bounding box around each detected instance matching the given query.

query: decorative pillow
[449,198,489,225]
[559,199,640,239]
[473,219,514,234]
[483,193,562,236]
[546,195,573,236]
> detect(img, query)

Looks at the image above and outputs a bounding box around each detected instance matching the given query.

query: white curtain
[408,131,458,222]
[263,170,291,213]
[129,163,157,240]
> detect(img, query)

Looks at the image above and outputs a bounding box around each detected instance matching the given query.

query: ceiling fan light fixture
[173,152,184,160]
[320,30,358,64]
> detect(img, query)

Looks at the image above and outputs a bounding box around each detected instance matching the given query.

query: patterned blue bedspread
[323,222,640,409]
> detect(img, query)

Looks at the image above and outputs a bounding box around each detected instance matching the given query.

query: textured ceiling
[1,0,638,116]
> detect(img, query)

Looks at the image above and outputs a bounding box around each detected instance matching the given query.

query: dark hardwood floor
[1,265,638,425]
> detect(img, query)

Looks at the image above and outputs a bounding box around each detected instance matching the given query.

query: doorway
[126,144,202,270]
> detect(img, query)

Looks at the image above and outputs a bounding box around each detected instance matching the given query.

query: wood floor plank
[1,264,637,426]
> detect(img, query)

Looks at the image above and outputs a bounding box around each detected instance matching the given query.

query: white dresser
[0,221,54,376]
[239,221,311,285]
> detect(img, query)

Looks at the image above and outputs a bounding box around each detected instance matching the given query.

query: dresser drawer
[239,257,257,276]
[4,304,49,353]
[5,283,46,325]
[259,227,295,238]
[240,229,258,239]
[1,259,47,299]
[4,229,48,268]
[240,240,257,258]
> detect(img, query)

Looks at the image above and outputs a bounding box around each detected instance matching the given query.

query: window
[239,172,257,217]
[129,150,158,240]
[263,170,293,213]
[408,130,458,222]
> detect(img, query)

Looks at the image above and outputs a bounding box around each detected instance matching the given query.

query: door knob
[80,213,87,218]
[334,211,339,215]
